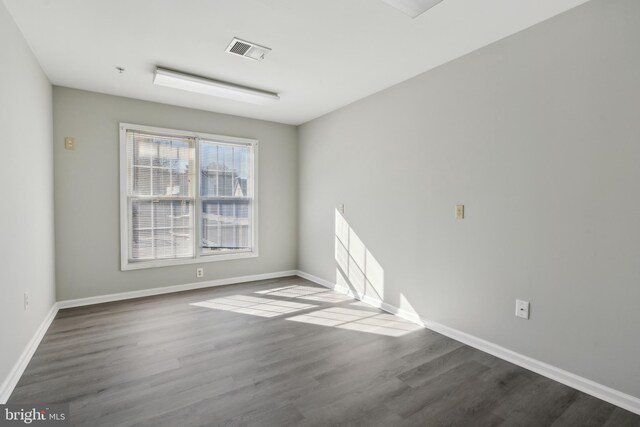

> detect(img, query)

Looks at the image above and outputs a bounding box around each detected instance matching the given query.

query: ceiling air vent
[225,37,271,61]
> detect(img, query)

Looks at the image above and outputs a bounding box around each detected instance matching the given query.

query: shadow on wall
[334,209,384,302]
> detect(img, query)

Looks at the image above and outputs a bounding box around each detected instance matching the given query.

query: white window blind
[127,131,195,261]
[120,124,257,270]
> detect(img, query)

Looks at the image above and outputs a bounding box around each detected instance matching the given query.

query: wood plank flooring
[9,276,640,426]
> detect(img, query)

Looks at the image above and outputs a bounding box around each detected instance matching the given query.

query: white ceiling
[4,0,590,125]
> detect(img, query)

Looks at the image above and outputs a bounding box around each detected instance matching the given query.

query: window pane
[201,199,251,254]
[234,147,249,180]
[133,166,151,195]
[200,142,217,197]
[218,145,234,197]
[199,139,253,256]
[200,142,251,198]
[128,132,193,197]
[131,200,194,261]
[133,139,153,167]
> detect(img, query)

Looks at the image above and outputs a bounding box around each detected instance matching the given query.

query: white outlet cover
[515,299,530,319]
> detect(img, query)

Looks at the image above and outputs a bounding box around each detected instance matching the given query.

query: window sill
[120,250,258,271]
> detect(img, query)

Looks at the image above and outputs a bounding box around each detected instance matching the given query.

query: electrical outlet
[64,137,75,150]
[24,292,29,311]
[515,299,530,319]
[455,204,464,220]
[196,268,204,278]
[338,204,345,214]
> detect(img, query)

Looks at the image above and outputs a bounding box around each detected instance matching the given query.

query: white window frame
[119,123,258,271]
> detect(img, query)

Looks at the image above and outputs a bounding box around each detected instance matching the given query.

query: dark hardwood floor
[9,276,640,426]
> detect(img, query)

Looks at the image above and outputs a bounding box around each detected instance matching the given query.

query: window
[120,123,257,270]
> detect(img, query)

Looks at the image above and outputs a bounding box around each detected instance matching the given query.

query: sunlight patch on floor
[255,284,353,303]
[255,284,320,297]
[287,307,422,337]
[191,295,317,318]
[297,292,354,303]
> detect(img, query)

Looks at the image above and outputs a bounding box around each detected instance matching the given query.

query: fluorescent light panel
[153,68,279,105]
[381,0,444,18]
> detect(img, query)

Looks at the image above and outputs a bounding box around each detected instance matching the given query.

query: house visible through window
[120,123,257,270]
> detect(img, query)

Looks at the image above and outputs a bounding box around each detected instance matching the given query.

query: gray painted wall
[53,88,298,300]
[298,0,640,398]
[0,2,55,389]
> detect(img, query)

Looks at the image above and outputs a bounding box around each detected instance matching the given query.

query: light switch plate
[64,137,75,150]
[515,299,530,319]
[455,204,464,220]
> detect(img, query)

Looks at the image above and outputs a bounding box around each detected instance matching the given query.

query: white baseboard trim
[57,270,298,309]
[296,270,640,415]
[295,270,339,290]
[5,270,638,414]
[0,303,59,404]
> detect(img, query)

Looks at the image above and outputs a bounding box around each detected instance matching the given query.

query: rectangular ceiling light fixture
[381,0,444,18]
[153,67,280,104]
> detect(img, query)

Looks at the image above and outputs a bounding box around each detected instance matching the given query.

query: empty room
[1,0,639,425]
